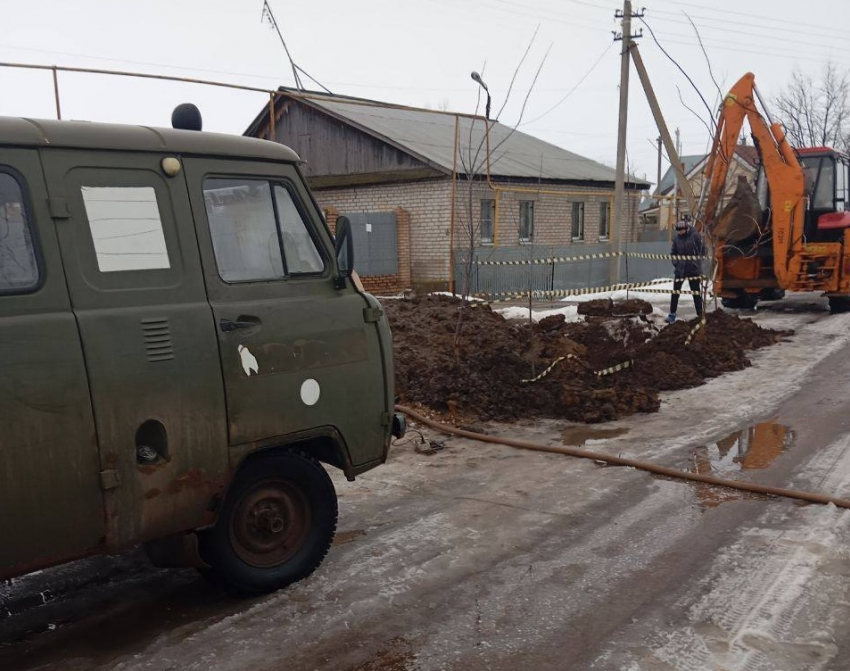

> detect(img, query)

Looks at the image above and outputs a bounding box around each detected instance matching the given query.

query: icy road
[3,295,850,671]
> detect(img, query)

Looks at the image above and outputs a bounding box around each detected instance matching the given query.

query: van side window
[0,171,40,293]
[274,185,324,274]
[81,186,171,272]
[203,177,324,282]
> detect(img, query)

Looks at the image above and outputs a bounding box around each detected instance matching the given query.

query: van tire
[199,451,338,595]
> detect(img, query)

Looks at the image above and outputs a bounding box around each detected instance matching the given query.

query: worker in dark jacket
[667,218,705,323]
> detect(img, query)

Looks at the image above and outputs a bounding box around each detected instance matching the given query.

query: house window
[599,201,610,239]
[519,201,534,242]
[480,198,495,244]
[571,201,585,240]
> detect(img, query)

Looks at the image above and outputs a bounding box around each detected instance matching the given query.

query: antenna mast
[261,0,303,90]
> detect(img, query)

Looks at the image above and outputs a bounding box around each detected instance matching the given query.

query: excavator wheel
[828,296,850,314]
[759,288,785,302]
[721,293,758,310]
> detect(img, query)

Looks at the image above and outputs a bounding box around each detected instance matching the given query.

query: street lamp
[470,71,491,120]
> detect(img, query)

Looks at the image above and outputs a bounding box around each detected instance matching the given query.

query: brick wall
[316,178,645,292]
[457,180,644,249]
[323,205,413,295]
[315,180,453,293]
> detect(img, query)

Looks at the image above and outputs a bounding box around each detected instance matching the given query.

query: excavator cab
[754,148,850,242]
[747,147,850,309]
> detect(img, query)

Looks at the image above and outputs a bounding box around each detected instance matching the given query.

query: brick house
[245,89,649,293]
[641,144,759,232]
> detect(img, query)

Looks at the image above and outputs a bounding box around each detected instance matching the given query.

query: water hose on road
[396,405,850,510]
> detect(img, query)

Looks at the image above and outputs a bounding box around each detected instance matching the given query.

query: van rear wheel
[199,452,338,595]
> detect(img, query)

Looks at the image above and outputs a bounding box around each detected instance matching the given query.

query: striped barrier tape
[684,316,707,346]
[520,353,636,382]
[595,359,634,377]
[636,288,700,295]
[487,276,707,301]
[469,276,707,306]
[474,251,708,266]
[626,252,708,260]
[521,355,575,383]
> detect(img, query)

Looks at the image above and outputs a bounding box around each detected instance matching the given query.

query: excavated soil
[385,295,791,424]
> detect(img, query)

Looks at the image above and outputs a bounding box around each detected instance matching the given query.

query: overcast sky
[1,0,848,189]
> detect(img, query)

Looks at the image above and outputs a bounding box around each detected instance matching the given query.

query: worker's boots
[666,312,677,324]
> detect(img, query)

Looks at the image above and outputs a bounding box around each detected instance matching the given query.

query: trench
[396,405,850,509]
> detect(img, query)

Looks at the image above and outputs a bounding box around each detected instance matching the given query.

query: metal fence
[453,241,673,300]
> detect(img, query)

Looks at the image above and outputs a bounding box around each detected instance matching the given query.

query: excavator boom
[702,73,806,289]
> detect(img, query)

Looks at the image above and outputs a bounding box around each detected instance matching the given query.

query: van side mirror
[334,216,354,288]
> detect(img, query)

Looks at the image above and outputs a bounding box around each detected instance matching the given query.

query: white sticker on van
[238,345,259,376]
[300,379,320,406]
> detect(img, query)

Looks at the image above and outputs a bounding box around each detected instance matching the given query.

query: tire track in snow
[607,431,850,670]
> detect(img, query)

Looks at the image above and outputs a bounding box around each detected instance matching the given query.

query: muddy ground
[385,296,790,424]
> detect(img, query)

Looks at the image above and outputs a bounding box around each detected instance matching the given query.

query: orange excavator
[701,72,850,312]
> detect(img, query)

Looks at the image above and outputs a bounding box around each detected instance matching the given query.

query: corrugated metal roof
[655,146,760,197]
[271,92,648,187]
[655,154,705,196]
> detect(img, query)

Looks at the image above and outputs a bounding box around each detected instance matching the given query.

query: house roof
[639,144,761,214]
[655,154,706,197]
[654,145,759,197]
[246,89,649,188]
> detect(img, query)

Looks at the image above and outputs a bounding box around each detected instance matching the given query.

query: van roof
[0,117,301,163]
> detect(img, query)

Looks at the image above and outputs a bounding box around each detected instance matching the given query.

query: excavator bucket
[709,175,762,243]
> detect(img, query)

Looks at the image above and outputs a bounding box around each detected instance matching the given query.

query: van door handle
[219,317,261,332]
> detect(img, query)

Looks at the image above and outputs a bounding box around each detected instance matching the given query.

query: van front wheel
[199,452,338,595]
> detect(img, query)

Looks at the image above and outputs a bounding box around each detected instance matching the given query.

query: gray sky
[1,0,848,189]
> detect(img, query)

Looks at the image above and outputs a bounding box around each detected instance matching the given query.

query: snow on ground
[495,277,701,323]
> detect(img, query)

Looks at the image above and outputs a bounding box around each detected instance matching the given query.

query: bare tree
[450,36,548,357]
[771,62,850,154]
[455,46,548,297]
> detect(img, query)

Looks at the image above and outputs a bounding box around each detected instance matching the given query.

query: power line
[647,12,850,61]
[649,0,849,37]
[520,42,614,126]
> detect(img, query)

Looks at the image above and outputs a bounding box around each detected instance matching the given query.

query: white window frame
[480,198,495,244]
[599,201,610,240]
[519,200,534,243]
[571,201,585,241]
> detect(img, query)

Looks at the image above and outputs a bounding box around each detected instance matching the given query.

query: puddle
[687,421,794,509]
[561,426,628,446]
[693,422,794,475]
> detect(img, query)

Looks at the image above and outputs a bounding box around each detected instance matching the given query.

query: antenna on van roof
[172,103,203,131]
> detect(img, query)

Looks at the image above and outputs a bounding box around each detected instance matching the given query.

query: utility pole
[629,45,696,231]
[656,136,662,197]
[611,1,643,284]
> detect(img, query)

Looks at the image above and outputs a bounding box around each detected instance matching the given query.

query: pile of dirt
[385,295,790,424]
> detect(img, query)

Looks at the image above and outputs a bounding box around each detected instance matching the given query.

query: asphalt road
[4,301,850,671]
